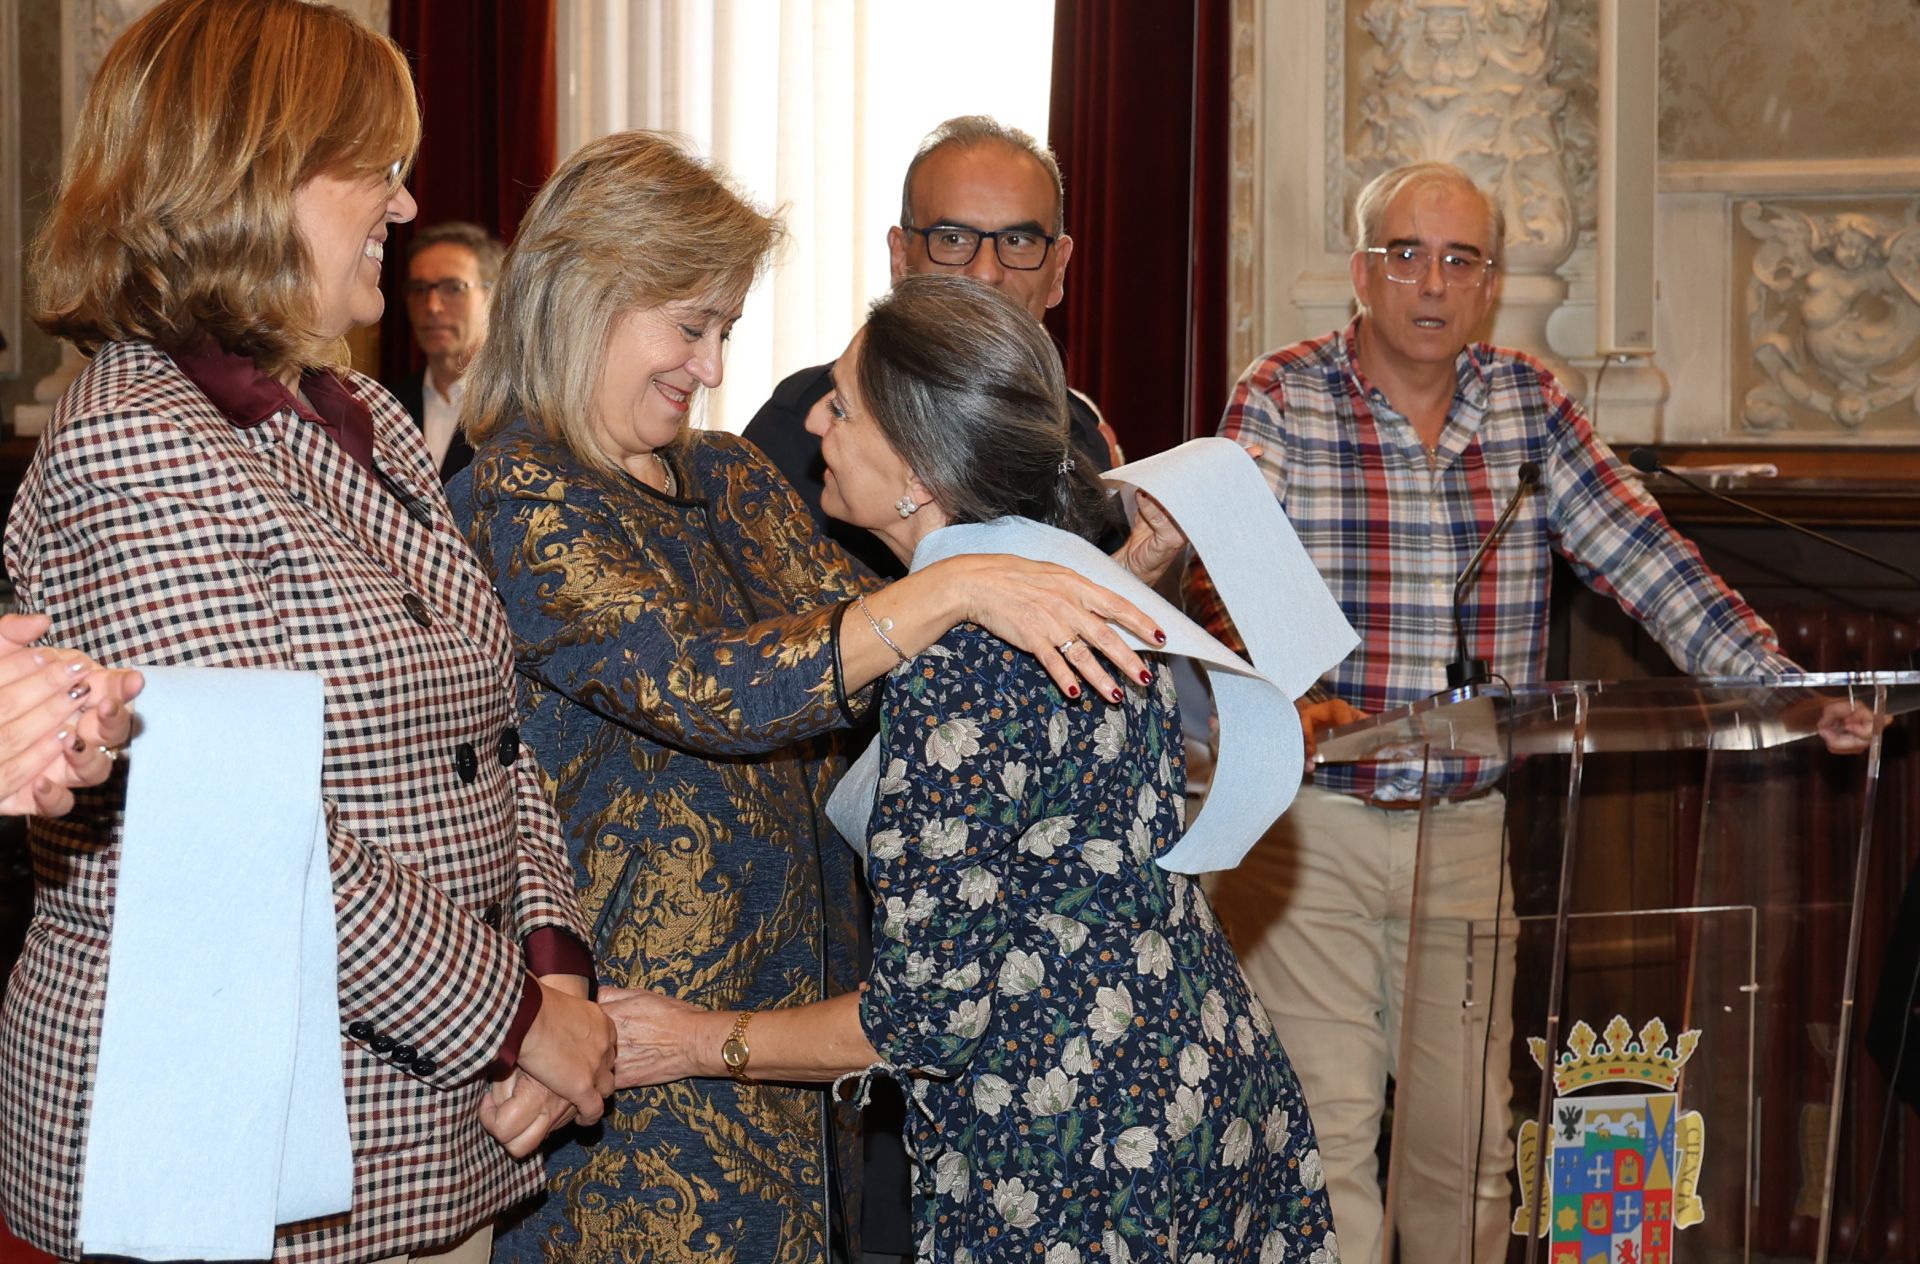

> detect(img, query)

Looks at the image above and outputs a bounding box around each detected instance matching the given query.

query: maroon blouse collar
[168,342,377,474]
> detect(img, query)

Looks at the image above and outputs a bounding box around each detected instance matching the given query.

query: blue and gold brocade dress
[452,418,873,1263]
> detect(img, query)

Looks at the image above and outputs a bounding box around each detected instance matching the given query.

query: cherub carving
[1740,201,1920,430]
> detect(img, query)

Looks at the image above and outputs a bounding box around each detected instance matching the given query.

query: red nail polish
[1066,684,1080,699]
[1138,670,1152,685]
[1154,629,1167,644]
[1110,688,1123,703]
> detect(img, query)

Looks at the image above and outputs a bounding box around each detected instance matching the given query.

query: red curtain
[1046,0,1232,460]
[380,1,557,383]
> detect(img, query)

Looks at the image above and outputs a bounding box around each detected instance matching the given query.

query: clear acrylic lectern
[1316,673,1920,1264]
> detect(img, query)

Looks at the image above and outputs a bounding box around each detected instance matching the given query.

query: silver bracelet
[856,593,909,667]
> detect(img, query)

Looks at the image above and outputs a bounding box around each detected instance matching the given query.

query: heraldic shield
[1513,1016,1706,1264]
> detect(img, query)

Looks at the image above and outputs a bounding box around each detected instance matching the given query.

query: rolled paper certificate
[828,437,1356,874]
[78,667,351,1261]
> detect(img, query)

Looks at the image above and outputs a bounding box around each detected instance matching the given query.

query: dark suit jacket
[383,369,475,483]
[741,362,1120,581]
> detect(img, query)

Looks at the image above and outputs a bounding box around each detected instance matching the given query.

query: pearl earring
[894,492,920,519]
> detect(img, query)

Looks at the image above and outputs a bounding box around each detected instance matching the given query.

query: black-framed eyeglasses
[403,278,488,303]
[1360,245,1497,290]
[905,223,1058,271]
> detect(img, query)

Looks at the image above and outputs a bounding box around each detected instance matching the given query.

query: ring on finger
[1057,638,1079,656]
[97,744,119,762]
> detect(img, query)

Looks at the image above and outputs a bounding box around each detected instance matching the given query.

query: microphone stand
[1627,449,1920,589]
[1628,448,1920,671]
[1446,463,1541,690]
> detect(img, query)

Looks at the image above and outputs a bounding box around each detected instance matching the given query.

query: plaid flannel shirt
[1186,321,1792,801]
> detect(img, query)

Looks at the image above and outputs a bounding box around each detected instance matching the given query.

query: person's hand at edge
[1115,491,1186,587]
[1815,697,1890,756]
[941,555,1162,703]
[1298,695,1367,764]
[601,986,711,1089]
[0,613,145,816]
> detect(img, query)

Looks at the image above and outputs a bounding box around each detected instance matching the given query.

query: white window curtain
[554,0,1054,433]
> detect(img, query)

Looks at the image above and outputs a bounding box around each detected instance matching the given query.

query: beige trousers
[1212,785,1517,1264]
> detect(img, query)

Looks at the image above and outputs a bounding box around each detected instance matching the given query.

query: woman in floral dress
[602,275,1339,1263]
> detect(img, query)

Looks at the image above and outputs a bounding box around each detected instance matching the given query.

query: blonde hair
[31,0,419,379]
[463,131,784,473]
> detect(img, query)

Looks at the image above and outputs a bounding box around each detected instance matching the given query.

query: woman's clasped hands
[0,613,143,817]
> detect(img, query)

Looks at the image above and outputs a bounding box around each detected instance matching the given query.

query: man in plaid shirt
[1186,162,1871,1264]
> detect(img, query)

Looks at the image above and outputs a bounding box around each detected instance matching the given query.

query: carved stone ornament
[1737,199,1920,434]
[1345,0,1593,271]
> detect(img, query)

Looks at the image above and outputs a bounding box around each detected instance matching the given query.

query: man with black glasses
[385,220,502,481]
[744,115,1114,579]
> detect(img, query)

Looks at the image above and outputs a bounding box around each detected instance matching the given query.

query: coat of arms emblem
[1513,1016,1708,1264]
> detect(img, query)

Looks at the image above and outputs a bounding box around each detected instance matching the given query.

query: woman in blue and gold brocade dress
[450,132,1168,1262]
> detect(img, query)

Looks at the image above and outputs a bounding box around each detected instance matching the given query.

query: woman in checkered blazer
[0,3,615,1261]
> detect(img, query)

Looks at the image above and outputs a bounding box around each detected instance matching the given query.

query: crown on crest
[1527,1015,1700,1095]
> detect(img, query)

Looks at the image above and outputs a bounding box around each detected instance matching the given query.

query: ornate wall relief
[1338,0,1595,268]
[1239,0,1920,447]
[1,0,19,381]
[1734,197,1920,438]
[1226,0,1259,381]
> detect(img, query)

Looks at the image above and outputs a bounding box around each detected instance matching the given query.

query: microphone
[1626,448,1920,589]
[1446,461,1541,690]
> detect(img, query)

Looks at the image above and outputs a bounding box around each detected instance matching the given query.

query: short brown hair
[30,0,419,379]
[407,221,506,285]
[464,131,784,471]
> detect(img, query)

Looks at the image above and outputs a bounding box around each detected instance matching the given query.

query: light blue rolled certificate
[78,667,352,1261]
[829,437,1356,874]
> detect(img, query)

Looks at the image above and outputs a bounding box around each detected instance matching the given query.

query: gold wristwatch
[720,1011,756,1081]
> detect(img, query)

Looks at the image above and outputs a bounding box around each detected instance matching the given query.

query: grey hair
[857,274,1107,540]
[406,220,506,283]
[1353,162,1505,264]
[899,114,1066,236]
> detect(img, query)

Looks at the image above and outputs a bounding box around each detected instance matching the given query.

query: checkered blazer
[0,341,590,1263]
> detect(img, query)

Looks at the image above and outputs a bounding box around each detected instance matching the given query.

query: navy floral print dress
[857,625,1340,1263]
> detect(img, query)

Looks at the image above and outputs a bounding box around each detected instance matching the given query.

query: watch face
[722,1037,749,1069]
